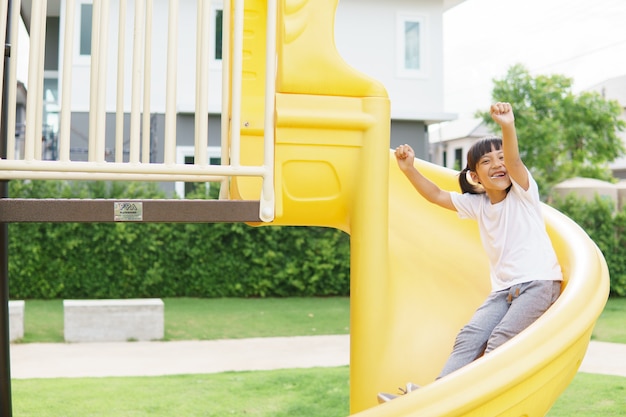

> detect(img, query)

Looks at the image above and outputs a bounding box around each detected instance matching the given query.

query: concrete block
[9,300,25,342]
[64,299,164,343]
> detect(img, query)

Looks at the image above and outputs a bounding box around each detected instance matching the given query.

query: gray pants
[438,280,561,379]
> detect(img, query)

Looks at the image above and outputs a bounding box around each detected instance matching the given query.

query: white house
[17,0,465,196]
[428,117,494,170]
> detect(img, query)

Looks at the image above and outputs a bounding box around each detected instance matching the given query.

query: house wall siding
[50,0,454,193]
[335,0,446,121]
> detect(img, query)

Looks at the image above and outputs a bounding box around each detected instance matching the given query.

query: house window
[396,13,427,78]
[214,9,223,60]
[404,21,420,70]
[210,4,224,68]
[175,146,222,198]
[454,148,463,171]
[79,3,93,56]
[43,76,59,160]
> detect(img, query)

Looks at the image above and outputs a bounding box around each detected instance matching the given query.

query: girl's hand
[490,102,515,126]
[395,144,415,172]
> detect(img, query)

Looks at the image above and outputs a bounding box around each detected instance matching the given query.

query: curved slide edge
[351,154,610,416]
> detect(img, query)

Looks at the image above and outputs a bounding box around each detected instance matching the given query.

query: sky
[442,0,626,118]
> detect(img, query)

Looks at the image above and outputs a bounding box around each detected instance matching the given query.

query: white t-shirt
[450,170,563,292]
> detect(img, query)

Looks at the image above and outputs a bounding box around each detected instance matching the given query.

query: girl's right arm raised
[395,144,457,211]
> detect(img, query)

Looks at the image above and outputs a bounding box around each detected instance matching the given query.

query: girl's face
[470,147,512,203]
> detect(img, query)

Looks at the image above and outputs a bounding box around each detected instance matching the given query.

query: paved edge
[9,337,626,379]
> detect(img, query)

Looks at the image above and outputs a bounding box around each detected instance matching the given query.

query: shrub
[550,194,626,296]
[8,180,350,299]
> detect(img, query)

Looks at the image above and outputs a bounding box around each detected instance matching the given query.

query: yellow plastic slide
[237,140,610,415]
[230,0,610,414]
[348,156,610,416]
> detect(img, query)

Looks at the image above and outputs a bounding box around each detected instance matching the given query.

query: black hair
[458,136,504,194]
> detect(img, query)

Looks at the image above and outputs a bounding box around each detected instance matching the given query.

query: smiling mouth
[490,172,506,179]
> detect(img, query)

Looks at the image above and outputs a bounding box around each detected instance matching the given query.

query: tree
[478,64,626,195]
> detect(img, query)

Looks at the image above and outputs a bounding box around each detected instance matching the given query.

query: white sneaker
[377,382,420,404]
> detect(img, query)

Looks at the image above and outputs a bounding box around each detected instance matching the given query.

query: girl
[378,102,563,403]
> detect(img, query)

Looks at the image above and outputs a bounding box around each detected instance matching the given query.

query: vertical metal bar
[0,204,10,417]
[129,0,145,163]
[219,0,232,199]
[194,0,210,166]
[115,0,127,163]
[4,0,20,161]
[88,0,101,161]
[33,0,47,160]
[141,0,152,163]
[59,0,76,162]
[95,0,111,163]
[259,0,277,222]
[229,0,243,168]
[163,0,178,165]
[0,0,13,413]
[23,0,43,161]
[0,0,7,123]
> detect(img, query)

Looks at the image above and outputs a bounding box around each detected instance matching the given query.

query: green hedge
[550,194,626,297]
[8,180,350,299]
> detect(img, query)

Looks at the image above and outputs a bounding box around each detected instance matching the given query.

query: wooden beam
[0,199,262,223]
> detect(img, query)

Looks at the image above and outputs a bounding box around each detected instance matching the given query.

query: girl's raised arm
[490,102,529,190]
[395,144,456,211]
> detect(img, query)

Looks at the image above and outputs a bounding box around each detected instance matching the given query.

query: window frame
[175,146,222,198]
[395,12,428,79]
[209,2,224,69]
[74,0,93,66]
[454,147,463,171]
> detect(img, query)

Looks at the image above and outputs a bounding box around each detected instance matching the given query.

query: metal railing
[0,0,276,222]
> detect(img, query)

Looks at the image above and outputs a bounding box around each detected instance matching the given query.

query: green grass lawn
[163,297,350,340]
[10,369,625,417]
[18,297,351,343]
[12,368,351,417]
[590,296,626,344]
[548,373,626,417]
[9,296,626,416]
[16,296,626,344]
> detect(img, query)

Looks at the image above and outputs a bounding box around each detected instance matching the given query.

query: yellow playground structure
[0,0,609,416]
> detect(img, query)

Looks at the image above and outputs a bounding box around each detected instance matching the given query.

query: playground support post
[0,1,13,415]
